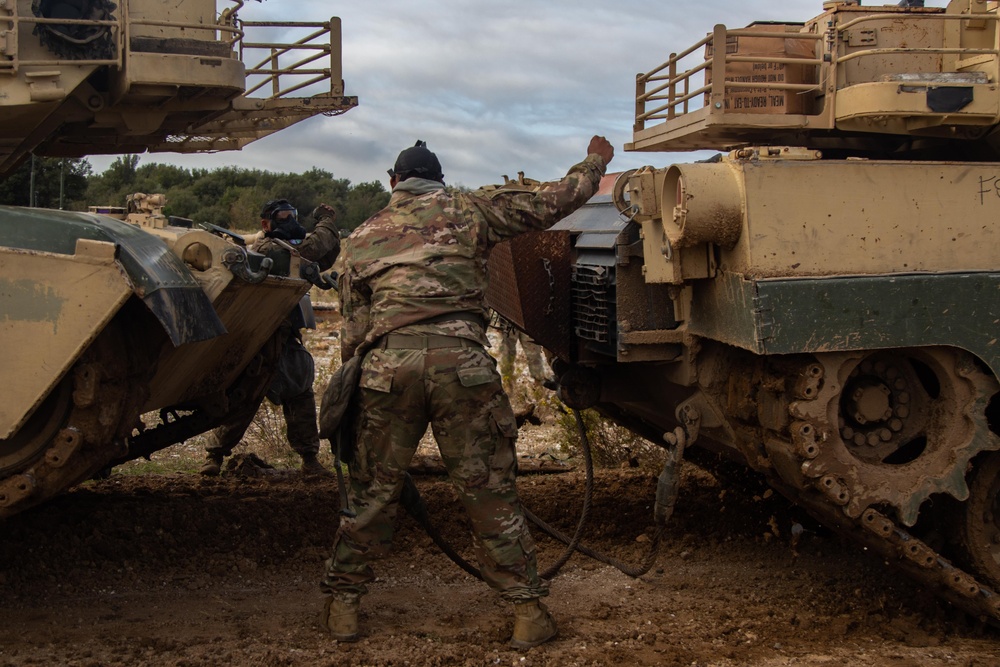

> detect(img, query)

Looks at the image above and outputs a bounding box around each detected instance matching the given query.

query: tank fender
[1,207,226,346]
[108,220,227,346]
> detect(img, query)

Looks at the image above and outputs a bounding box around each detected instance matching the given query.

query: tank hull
[487,156,1000,624]
[0,207,309,518]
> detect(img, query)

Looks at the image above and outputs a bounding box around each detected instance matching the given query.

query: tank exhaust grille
[571,264,616,345]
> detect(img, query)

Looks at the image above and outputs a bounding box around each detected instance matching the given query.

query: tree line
[0,155,391,234]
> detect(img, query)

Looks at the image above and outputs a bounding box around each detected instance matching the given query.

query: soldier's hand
[588,135,614,165]
[312,203,337,222]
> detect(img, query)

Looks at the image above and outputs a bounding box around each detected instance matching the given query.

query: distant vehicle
[0,0,354,517]
[488,0,1000,624]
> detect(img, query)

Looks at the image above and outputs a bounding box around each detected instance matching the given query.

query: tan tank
[488,0,1000,624]
[0,0,353,517]
[0,0,356,177]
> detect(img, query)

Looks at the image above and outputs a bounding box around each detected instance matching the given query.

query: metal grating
[571,264,616,345]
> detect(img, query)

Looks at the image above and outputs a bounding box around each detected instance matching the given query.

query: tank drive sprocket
[793,348,1000,526]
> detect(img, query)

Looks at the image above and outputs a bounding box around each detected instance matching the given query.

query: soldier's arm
[250,235,274,255]
[472,149,609,244]
[298,213,341,269]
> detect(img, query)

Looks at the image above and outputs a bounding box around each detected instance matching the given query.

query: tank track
[108,338,282,468]
[953,450,1000,594]
[772,478,1000,624]
[791,349,999,526]
[0,315,151,519]
[758,347,1000,624]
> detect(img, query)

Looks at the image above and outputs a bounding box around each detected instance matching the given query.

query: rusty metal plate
[486,230,573,362]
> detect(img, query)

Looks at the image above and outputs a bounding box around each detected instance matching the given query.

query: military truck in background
[488,0,1000,623]
[0,0,355,518]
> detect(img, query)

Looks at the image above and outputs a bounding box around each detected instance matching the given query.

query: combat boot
[510,599,557,650]
[321,596,359,641]
[301,453,333,478]
[199,453,223,476]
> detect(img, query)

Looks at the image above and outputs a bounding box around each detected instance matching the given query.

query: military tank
[487,0,1000,624]
[0,0,355,517]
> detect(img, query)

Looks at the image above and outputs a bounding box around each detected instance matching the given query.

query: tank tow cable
[398,404,698,583]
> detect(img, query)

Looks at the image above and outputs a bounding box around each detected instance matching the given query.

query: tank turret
[0,0,357,179]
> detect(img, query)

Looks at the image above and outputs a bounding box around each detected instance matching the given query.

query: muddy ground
[2,315,999,665]
[1,454,999,667]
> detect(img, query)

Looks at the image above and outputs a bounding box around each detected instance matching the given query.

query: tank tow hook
[657,405,700,527]
[300,263,338,291]
[222,246,273,284]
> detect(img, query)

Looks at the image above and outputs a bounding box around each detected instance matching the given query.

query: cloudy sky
[91,0,950,188]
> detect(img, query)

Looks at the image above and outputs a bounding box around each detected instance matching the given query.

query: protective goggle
[269,204,297,221]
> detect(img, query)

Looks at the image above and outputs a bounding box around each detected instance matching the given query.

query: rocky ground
[1,314,998,666]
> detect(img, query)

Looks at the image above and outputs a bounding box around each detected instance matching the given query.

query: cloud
[88,0,952,189]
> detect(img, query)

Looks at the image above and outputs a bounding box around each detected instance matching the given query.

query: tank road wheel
[797,347,1000,527]
[0,372,75,476]
[957,452,1000,588]
[0,318,146,518]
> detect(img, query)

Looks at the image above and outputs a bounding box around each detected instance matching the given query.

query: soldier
[321,136,614,647]
[200,199,341,477]
[498,322,553,391]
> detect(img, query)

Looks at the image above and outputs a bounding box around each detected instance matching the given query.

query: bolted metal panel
[486,230,573,362]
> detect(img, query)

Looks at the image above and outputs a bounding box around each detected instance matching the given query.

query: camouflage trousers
[499,329,549,385]
[205,327,320,459]
[321,338,547,603]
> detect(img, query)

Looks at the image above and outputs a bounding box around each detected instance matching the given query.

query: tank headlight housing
[181,242,213,272]
[661,163,743,249]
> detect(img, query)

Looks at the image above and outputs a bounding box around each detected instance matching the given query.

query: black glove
[312,203,337,222]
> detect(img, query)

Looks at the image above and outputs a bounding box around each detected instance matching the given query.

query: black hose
[400,408,596,581]
[527,409,675,579]
[400,407,680,581]
[401,473,482,580]
[537,408,594,580]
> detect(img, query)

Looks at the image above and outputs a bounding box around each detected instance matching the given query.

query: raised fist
[587,135,614,165]
[312,203,337,222]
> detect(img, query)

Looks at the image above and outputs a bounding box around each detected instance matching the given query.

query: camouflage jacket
[336,153,607,360]
[253,214,341,270]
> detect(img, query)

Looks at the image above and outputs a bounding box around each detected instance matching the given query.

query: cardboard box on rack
[705,23,817,114]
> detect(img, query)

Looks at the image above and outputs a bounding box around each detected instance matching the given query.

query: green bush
[555,408,667,471]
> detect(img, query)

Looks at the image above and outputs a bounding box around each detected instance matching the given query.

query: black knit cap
[389,140,443,182]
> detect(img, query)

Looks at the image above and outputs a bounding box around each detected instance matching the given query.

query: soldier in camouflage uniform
[200,199,340,477]
[320,136,614,648]
[498,322,552,391]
